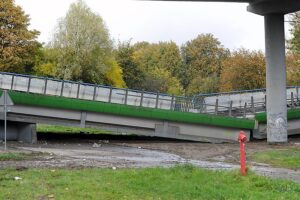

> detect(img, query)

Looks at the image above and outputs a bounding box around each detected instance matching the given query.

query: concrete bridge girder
[0,104,250,143]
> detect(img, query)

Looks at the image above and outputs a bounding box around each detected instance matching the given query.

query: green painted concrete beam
[256,108,300,123]
[5,90,256,129]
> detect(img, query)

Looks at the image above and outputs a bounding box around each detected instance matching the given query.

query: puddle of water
[18,145,300,183]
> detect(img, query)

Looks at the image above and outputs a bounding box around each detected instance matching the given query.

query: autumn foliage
[219,49,266,92]
[0,0,40,73]
[1,1,300,96]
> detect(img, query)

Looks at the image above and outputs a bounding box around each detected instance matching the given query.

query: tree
[181,34,229,94]
[49,0,125,86]
[286,53,300,86]
[132,41,183,75]
[0,0,40,73]
[186,74,219,95]
[104,58,126,88]
[146,67,183,95]
[33,47,58,77]
[287,12,300,87]
[131,41,183,95]
[219,49,265,92]
[115,41,145,90]
[289,12,300,54]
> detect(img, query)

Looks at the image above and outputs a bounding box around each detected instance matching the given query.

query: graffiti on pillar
[267,114,287,142]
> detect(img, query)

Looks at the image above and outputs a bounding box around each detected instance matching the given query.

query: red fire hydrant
[238,131,247,176]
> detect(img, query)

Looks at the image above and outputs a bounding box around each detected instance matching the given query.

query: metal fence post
[243,102,247,118]
[291,92,294,108]
[108,86,112,103]
[251,96,255,114]
[10,75,14,90]
[155,92,159,109]
[229,100,233,117]
[170,95,174,111]
[93,85,97,101]
[297,87,299,102]
[27,77,31,93]
[124,89,128,105]
[76,83,80,99]
[215,99,219,115]
[140,91,144,107]
[44,78,48,95]
[60,81,64,97]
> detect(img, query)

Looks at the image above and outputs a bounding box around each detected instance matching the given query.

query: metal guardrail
[193,86,300,117]
[1,72,299,119]
[0,72,198,113]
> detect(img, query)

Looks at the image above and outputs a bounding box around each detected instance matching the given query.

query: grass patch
[37,124,112,134]
[252,148,300,170]
[0,152,46,161]
[0,153,26,161]
[0,165,299,200]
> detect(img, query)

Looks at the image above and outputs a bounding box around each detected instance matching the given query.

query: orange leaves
[219,49,266,92]
[0,0,40,73]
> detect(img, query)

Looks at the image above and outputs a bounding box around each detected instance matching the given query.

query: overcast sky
[15,0,292,50]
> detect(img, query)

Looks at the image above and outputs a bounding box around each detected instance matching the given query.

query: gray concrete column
[264,14,287,143]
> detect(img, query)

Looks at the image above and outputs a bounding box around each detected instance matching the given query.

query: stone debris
[92,143,101,148]
[14,177,22,181]
[99,140,109,144]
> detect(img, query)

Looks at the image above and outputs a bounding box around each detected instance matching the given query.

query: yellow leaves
[34,63,57,77]
[105,60,126,88]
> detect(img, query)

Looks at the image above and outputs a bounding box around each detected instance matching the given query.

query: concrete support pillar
[264,14,287,143]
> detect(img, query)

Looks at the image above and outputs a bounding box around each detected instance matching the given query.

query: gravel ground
[1,135,300,183]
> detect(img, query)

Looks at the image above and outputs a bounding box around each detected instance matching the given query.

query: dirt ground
[1,134,300,183]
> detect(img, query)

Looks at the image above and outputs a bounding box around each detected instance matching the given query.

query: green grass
[252,148,300,170]
[37,124,112,134]
[0,152,47,161]
[0,153,26,161]
[0,165,299,200]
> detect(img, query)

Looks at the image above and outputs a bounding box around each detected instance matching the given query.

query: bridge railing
[193,86,300,117]
[1,72,299,118]
[0,72,196,113]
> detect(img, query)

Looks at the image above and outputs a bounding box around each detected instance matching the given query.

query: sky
[15,0,292,51]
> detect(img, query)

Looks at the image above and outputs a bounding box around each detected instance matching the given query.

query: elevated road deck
[0,72,256,143]
[2,72,300,143]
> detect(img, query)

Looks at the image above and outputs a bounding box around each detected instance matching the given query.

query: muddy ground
[1,133,300,183]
